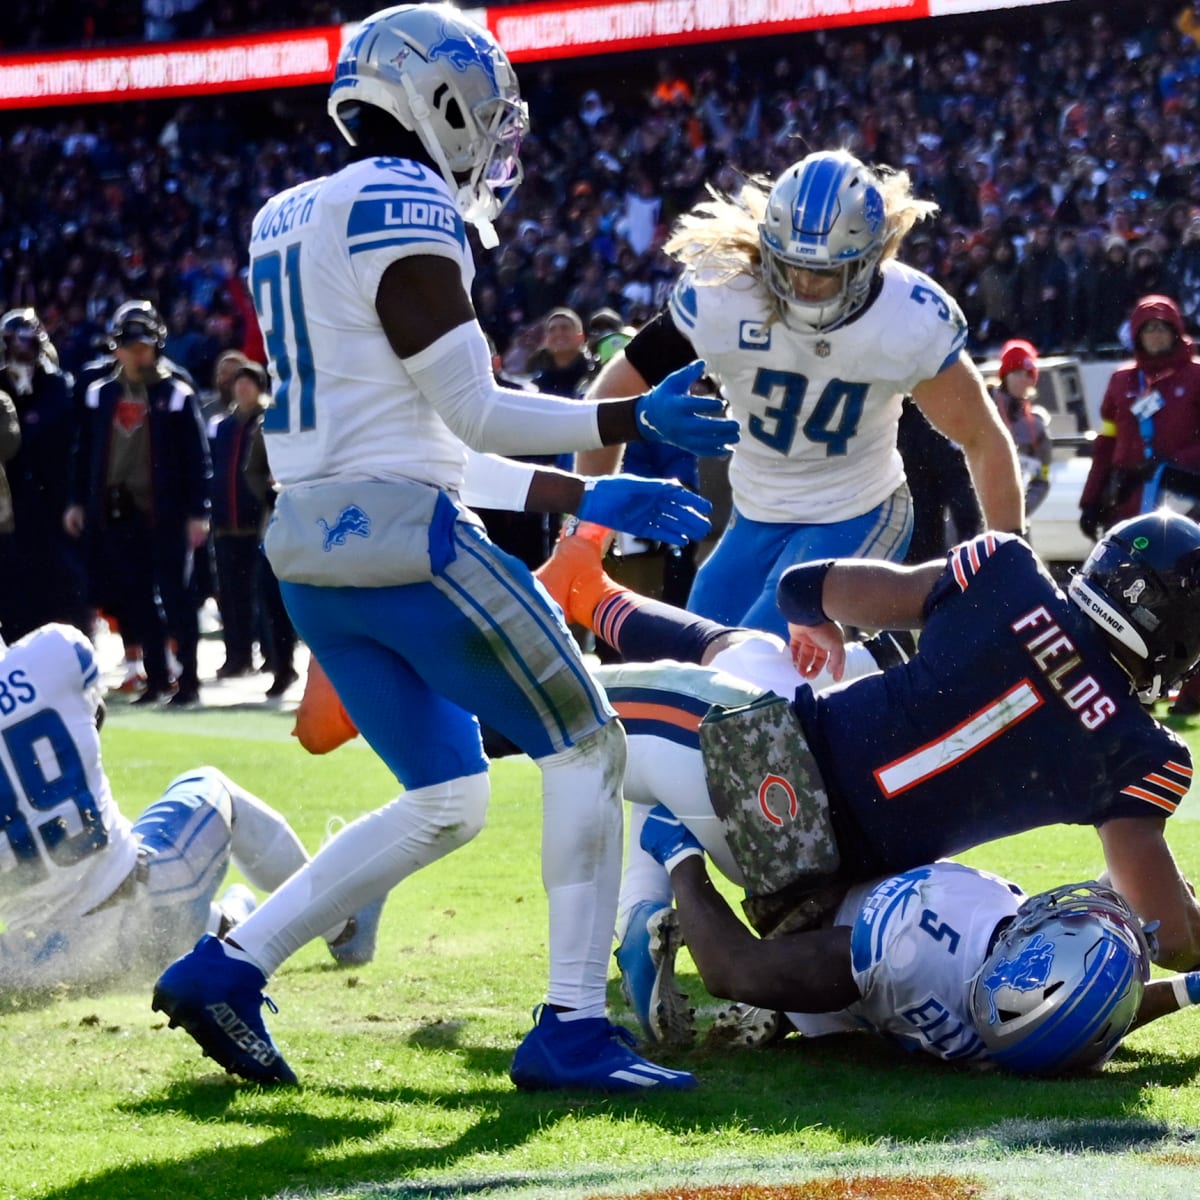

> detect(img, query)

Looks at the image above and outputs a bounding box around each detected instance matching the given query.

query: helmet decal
[861,186,886,235]
[979,933,1055,1024]
[428,21,500,88]
[1121,578,1146,605]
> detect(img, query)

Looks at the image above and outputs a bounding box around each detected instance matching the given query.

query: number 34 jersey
[789,861,1023,1064]
[667,259,966,524]
[0,625,135,934]
[249,157,476,492]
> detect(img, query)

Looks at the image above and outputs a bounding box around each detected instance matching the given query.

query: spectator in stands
[1132,244,1168,298]
[209,361,270,682]
[1079,296,1200,594]
[63,302,211,707]
[240,373,298,701]
[975,238,1021,346]
[163,298,208,386]
[0,309,88,641]
[531,307,594,400]
[1016,223,1070,353]
[1166,216,1200,334]
[1081,237,1137,353]
[991,339,1053,517]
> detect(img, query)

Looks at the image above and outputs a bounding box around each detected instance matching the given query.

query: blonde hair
[664,159,940,286]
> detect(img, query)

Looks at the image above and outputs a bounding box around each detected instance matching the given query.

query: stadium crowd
[1,1,1200,680]
[0,3,1199,379]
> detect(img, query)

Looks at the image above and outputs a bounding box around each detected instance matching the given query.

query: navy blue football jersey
[796,533,1191,878]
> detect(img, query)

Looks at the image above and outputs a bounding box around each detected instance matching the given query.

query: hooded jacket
[1080,294,1200,523]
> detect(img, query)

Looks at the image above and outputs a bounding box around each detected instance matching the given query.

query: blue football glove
[640,803,704,872]
[634,361,739,457]
[576,476,714,546]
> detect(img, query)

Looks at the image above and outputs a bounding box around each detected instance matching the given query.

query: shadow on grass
[29,1019,1200,1200]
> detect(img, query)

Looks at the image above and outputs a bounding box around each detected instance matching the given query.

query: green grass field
[3,704,1200,1200]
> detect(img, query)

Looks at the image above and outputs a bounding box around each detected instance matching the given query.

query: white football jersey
[788,861,1024,1064]
[250,157,476,490]
[0,625,135,934]
[668,260,967,523]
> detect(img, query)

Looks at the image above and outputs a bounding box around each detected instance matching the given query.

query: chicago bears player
[0,623,368,993]
[638,830,1200,1076]
[154,4,736,1092]
[577,149,1024,637]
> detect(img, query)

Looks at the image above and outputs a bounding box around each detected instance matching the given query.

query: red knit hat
[999,339,1039,384]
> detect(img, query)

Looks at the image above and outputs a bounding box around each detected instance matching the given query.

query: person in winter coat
[991,339,1053,516]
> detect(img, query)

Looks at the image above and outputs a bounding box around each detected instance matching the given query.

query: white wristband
[664,845,704,874]
[1171,972,1200,1008]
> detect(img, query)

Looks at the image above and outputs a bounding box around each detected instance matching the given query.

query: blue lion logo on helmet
[428,18,499,88]
[861,186,885,235]
[980,933,1055,1023]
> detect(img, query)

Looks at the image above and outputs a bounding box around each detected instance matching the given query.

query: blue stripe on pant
[132,767,234,949]
[280,519,614,789]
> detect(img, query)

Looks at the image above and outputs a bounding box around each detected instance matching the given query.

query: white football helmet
[968,882,1152,1076]
[328,4,528,245]
[758,150,888,332]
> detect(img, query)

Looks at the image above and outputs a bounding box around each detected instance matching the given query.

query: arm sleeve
[403,320,606,456]
[460,450,536,511]
[623,309,699,388]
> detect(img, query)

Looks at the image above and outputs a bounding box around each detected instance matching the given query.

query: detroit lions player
[0,623,364,993]
[154,5,734,1092]
[578,149,1024,637]
[639,827,1197,1076]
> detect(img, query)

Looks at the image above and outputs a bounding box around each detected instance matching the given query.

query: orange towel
[292,656,359,754]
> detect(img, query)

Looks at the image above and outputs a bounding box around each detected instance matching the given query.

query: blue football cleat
[639,803,704,871]
[328,896,386,966]
[615,901,695,1047]
[152,935,297,1085]
[509,1003,697,1093]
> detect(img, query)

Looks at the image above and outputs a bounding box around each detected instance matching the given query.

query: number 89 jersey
[788,861,1023,1064]
[668,259,965,524]
[0,625,135,933]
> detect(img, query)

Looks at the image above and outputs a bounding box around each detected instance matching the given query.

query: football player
[637,829,1198,1077]
[577,149,1025,637]
[0,622,373,993]
[154,3,738,1092]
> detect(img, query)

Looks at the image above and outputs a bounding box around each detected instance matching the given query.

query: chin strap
[458,192,498,249]
[1137,671,1165,704]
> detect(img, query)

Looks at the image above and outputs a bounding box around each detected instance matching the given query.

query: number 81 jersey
[668,259,966,524]
[0,624,135,933]
[250,157,476,492]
